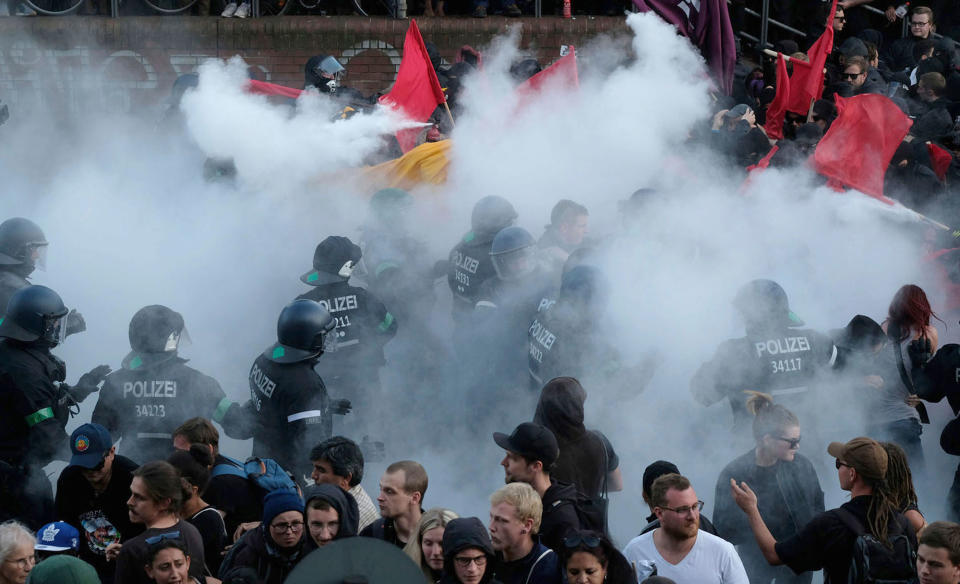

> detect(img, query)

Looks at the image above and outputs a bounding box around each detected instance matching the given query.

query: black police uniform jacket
[248,353,331,482]
[691,326,837,428]
[92,353,230,464]
[0,339,70,467]
[447,230,498,324]
[297,281,397,373]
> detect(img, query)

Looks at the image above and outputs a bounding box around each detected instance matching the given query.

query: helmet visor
[492,246,537,281]
[163,326,192,352]
[42,313,67,346]
[28,243,48,271]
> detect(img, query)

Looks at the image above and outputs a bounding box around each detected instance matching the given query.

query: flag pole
[443,100,455,128]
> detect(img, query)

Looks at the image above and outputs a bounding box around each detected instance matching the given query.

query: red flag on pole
[764,53,790,140]
[516,48,579,99]
[812,94,913,203]
[379,19,447,153]
[785,0,836,115]
[247,79,304,100]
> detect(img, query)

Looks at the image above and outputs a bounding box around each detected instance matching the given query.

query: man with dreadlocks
[729,437,918,584]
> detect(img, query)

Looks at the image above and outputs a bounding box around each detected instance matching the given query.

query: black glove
[908,337,932,369]
[69,364,112,403]
[331,399,352,415]
[65,309,86,336]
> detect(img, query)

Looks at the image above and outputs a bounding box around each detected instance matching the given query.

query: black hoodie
[540,480,581,552]
[302,483,360,552]
[439,517,502,584]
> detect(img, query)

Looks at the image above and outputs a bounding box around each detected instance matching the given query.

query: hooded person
[91,305,241,464]
[219,490,306,584]
[302,483,360,552]
[440,517,502,584]
[532,377,622,501]
[691,280,838,439]
[297,236,397,437]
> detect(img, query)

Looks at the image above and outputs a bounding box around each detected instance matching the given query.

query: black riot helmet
[0,284,68,346]
[301,236,364,287]
[559,265,609,309]
[128,305,187,354]
[734,279,804,329]
[490,226,537,281]
[265,299,338,363]
[471,196,517,236]
[305,55,346,94]
[0,218,48,271]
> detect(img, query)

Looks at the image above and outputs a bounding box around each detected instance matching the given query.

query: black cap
[642,460,679,498]
[493,423,559,468]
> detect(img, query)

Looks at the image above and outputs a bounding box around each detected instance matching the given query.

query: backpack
[834,508,917,584]
[210,456,303,499]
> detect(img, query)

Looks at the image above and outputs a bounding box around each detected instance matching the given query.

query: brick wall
[0,16,628,112]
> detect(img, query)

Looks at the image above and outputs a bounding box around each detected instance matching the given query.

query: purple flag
[634,0,737,95]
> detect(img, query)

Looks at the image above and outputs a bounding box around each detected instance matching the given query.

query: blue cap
[35,521,80,552]
[69,423,112,469]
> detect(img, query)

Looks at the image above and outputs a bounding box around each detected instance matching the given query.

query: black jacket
[447,230,499,324]
[245,353,331,482]
[92,353,228,464]
[303,483,360,552]
[439,517,502,584]
[219,524,304,584]
[540,480,581,552]
[0,269,29,318]
[712,450,825,546]
[0,339,70,467]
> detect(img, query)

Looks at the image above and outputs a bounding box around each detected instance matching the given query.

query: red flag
[247,79,304,100]
[764,54,790,140]
[785,0,836,115]
[812,94,913,203]
[516,48,579,98]
[740,145,780,193]
[928,143,953,181]
[379,19,446,153]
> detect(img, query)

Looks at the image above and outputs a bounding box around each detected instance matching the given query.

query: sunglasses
[835,460,851,470]
[564,534,601,548]
[841,72,863,80]
[834,15,846,21]
[776,436,801,449]
[145,531,181,545]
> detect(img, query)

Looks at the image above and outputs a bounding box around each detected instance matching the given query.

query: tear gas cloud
[0,12,954,546]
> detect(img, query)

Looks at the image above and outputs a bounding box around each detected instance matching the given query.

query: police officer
[304,54,373,109]
[0,218,85,336]
[447,196,518,327]
[297,236,397,435]
[0,285,109,527]
[240,299,350,484]
[691,279,837,435]
[91,305,239,464]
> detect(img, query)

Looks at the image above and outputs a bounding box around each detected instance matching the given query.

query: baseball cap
[724,103,751,119]
[69,423,113,469]
[642,460,680,498]
[493,423,559,468]
[35,521,80,552]
[828,437,888,480]
[25,556,98,584]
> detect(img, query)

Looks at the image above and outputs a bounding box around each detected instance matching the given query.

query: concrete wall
[0,16,628,113]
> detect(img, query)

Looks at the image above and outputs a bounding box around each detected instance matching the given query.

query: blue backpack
[210,456,302,498]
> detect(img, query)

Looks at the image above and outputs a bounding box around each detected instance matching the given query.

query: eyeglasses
[911,21,930,27]
[564,534,601,548]
[776,436,802,449]
[145,531,181,545]
[835,460,851,470]
[4,556,36,569]
[841,72,863,80]
[454,555,487,568]
[270,521,304,533]
[659,501,704,515]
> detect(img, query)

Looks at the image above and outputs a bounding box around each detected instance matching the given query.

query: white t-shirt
[622,529,749,584]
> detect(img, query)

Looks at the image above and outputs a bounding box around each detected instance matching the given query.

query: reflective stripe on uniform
[378,312,395,333]
[337,339,360,348]
[24,407,54,427]
[475,301,497,309]
[137,432,172,439]
[828,344,838,367]
[212,397,233,423]
[769,386,808,396]
[287,410,324,423]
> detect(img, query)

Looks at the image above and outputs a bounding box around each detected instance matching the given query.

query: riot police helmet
[305,55,346,93]
[128,305,188,354]
[490,226,537,281]
[0,284,68,345]
[301,236,365,286]
[369,188,414,226]
[559,265,609,308]
[265,299,337,363]
[0,218,48,270]
[471,196,517,235]
[734,279,804,329]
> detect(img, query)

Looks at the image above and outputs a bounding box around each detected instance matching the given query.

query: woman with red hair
[875,284,940,473]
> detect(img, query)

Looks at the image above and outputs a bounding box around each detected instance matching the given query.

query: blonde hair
[404,508,459,581]
[490,483,543,533]
[745,391,799,443]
